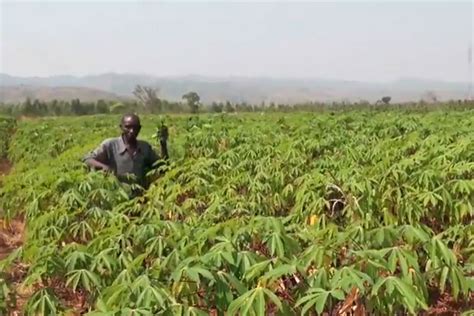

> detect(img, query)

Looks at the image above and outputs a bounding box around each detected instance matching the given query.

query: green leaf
[256,288,265,316]
[262,288,283,310]
[244,259,273,281]
[227,289,254,316]
[314,291,329,315]
[261,264,296,283]
[440,266,449,293]
[331,289,345,301]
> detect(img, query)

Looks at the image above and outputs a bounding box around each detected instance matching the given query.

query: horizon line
[0,72,469,85]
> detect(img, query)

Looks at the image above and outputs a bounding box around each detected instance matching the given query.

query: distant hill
[0,85,125,103]
[0,73,469,104]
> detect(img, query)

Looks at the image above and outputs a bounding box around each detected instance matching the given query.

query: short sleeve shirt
[83,136,159,186]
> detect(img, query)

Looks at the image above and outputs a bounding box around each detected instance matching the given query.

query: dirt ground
[0,158,17,261]
[0,158,12,177]
[0,218,24,261]
[0,158,28,314]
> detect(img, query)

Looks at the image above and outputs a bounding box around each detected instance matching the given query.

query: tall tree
[133,85,162,113]
[381,96,391,105]
[182,91,201,114]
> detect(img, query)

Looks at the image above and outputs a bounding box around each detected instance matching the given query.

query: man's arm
[145,144,161,169]
[83,140,112,172]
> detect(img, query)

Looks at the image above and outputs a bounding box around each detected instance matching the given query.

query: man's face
[120,116,141,142]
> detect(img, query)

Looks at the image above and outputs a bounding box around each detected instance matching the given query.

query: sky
[1,1,472,82]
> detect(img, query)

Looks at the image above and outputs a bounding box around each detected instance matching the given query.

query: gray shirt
[83,136,159,186]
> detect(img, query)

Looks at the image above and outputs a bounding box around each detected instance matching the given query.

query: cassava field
[0,110,473,315]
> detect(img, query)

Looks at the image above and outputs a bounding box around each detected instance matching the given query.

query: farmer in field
[83,114,164,190]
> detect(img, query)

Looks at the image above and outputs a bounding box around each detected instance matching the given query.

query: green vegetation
[182,92,201,114]
[1,96,473,117]
[0,109,473,315]
[0,116,16,158]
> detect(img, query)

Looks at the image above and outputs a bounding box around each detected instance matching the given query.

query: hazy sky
[1,1,472,82]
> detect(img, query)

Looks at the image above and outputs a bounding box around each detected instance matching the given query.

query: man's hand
[101,165,112,173]
[85,158,112,173]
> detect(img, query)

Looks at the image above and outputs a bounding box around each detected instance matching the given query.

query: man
[83,114,162,189]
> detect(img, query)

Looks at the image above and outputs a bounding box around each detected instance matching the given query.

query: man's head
[120,114,141,142]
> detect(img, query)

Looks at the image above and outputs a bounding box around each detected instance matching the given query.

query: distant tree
[110,102,126,114]
[424,91,438,103]
[96,99,109,114]
[224,101,234,113]
[278,104,288,112]
[0,104,13,116]
[268,102,276,112]
[236,101,253,112]
[182,91,201,114]
[71,99,80,114]
[49,99,62,116]
[210,102,223,113]
[133,85,162,113]
[22,98,34,116]
[381,96,391,105]
[32,99,47,115]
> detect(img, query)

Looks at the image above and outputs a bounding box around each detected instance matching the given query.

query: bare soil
[0,158,12,177]
[0,218,24,261]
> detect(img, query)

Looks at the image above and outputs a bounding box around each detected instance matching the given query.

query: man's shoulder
[137,139,153,149]
[101,137,121,146]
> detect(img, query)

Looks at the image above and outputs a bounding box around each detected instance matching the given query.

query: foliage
[182,92,201,114]
[0,116,16,158]
[381,96,391,105]
[2,97,472,118]
[133,85,162,113]
[0,110,473,315]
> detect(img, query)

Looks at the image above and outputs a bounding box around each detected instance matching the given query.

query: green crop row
[0,116,16,158]
[0,110,473,315]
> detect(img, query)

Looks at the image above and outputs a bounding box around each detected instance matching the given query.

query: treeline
[0,98,187,117]
[0,97,473,117]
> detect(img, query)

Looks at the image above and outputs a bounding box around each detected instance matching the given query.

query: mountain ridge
[1,73,469,104]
